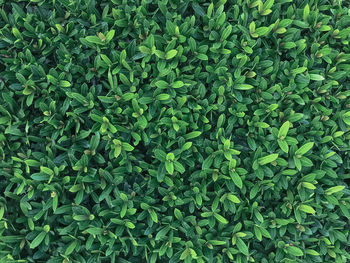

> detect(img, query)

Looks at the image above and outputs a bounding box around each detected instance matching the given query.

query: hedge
[0,0,350,263]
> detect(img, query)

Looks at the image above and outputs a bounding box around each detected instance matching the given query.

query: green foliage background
[0,0,350,262]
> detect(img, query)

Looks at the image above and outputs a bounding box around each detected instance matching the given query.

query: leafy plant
[0,0,350,263]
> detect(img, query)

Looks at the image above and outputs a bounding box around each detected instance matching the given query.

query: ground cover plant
[0,0,350,262]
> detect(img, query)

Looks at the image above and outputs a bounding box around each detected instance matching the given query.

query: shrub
[0,0,350,262]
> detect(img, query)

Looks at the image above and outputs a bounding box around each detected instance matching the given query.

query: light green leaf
[165,161,174,175]
[277,139,289,153]
[65,240,77,255]
[172,81,184,89]
[306,249,320,256]
[230,172,243,189]
[184,131,201,140]
[214,213,228,224]
[156,94,170,100]
[235,84,254,90]
[278,121,290,138]
[258,154,278,165]
[166,49,177,60]
[60,80,71,87]
[180,249,189,260]
[155,80,168,89]
[174,161,185,174]
[287,246,304,256]
[139,46,152,54]
[295,142,314,155]
[236,238,249,256]
[196,53,208,60]
[40,166,54,176]
[149,209,158,223]
[227,194,240,203]
[342,111,350,125]
[299,204,315,214]
[255,26,271,36]
[326,185,345,195]
[303,4,310,21]
[310,74,325,81]
[154,149,166,161]
[125,221,135,229]
[30,231,46,249]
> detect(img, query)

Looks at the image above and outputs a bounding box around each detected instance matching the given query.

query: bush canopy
[0,0,350,263]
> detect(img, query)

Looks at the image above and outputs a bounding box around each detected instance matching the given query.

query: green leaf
[295,142,314,155]
[90,133,100,150]
[60,80,71,87]
[73,215,89,221]
[236,238,249,256]
[201,212,212,218]
[86,227,104,235]
[139,46,152,54]
[227,194,240,203]
[156,94,170,100]
[172,81,184,89]
[166,49,178,60]
[302,182,316,190]
[202,155,213,170]
[25,159,41,167]
[255,26,270,36]
[106,30,115,42]
[174,208,183,220]
[182,142,192,151]
[209,240,226,245]
[30,231,46,249]
[249,21,256,36]
[235,84,254,90]
[221,25,232,40]
[306,249,320,256]
[263,0,274,10]
[69,184,83,193]
[286,246,304,256]
[342,111,350,125]
[155,226,170,241]
[254,225,262,241]
[278,121,290,138]
[85,36,104,45]
[259,226,271,239]
[122,142,134,151]
[40,166,54,176]
[309,74,325,81]
[277,139,289,153]
[299,204,315,214]
[230,172,243,189]
[125,222,135,229]
[214,213,228,224]
[155,80,168,89]
[66,92,87,104]
[154,149,166,161]
[165,161,174,175]
[325,186,345,195]
[16,73,26,83]
[65,240,77,255]
[114,146,122,158]
[149,209,158,223]
[196,53,208,60]
[207,2,214,17]
[180,249,189,260]
[119,73,131,86]
[303,4,310,21]
[258,154,278,165]
[174,161,185,174]
[184,131,202,140]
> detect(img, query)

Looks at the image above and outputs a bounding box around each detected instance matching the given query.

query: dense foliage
[1,0,350,262]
